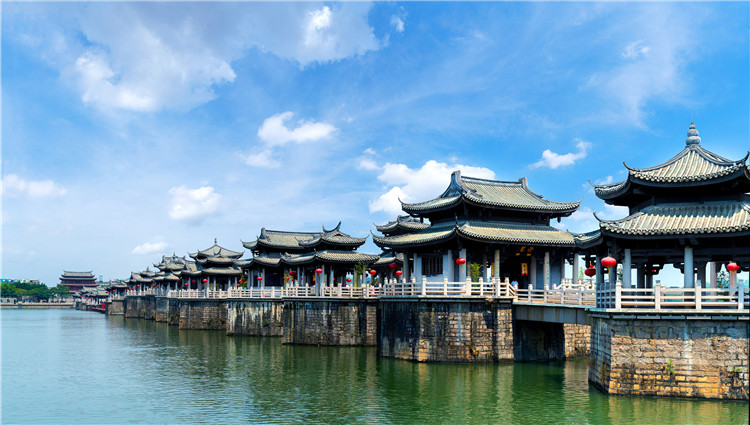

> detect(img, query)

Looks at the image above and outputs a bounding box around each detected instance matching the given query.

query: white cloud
[131,241,169,255]
[531,139,591,169]
[257,112,337,147]
[622,40,651,59]
[359,158,379,171]
[1,174,67,198]
[246,112,337,168]
[369,160,495,216]
[168,185,221,221]
[244,149,281,168]
[19,3,382,112]
[391,16,405,33]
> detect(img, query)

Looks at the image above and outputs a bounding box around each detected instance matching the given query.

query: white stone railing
[382,277,517,298]
[515,286,596,307]
[597,283,749,310]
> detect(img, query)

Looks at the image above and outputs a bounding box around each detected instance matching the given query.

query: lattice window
[423,254,443,275]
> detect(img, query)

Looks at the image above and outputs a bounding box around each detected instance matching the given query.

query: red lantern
[192,280,196,283]
[202,279,208,283]
[369,270,377,275]
[395,270,403,277]
[284,276,290,281]
[288,271,296,276]
[389,263,398,270]
[601,257,617,269]
[584,267,596,277]
[727,262,740,272]
[256,276,262,281]
[456,258,466,265]
[237,284,240,287]
[136,285,140,288]
[315,269,323,274]
[346,278,352,282]
[184,283,188,286]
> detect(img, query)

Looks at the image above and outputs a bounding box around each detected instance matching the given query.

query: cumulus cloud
[391,16,405,33]
[168,185,221,221]
[531,139,591,169]
[16,2,382,112]
[246,112,337,168]
[368,160,495,216]
[1,174,67,198]
[257,112,337,147]
[131,241,169,255]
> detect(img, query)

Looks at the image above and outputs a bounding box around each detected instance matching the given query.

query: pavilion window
[422,254,443,275]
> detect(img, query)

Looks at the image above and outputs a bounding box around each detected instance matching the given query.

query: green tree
[717,270,730,289]
[1,283,18,298]
[353,262,368,287]
[51,285,72,298]
[469,263,482,282]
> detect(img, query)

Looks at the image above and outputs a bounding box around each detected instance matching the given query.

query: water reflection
[2,310,747,425]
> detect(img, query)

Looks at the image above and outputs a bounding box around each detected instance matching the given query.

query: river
[1,309,747,424]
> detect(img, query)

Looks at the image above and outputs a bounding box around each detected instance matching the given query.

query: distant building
[59,271,98,293]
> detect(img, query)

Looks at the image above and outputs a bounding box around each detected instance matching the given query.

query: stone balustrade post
[654,283,661,310]
[421,276,427,297]
[478,277,484,296]
[695,284,702,310]
[465,277,472,296]
[543,284,548,304]
[615,282,622,309]
[739,285,745,311]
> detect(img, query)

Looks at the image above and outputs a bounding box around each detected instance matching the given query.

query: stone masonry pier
[589,310,749,400]
[178,298,227,330]
[226,299,283,336]
[282,298,378,346]
[378,297,515,362]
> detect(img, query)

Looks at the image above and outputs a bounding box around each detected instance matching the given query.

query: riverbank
[1,302,74,309]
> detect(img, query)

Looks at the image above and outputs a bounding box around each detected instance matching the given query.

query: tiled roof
[374,220,577,248]
[373,222,457,247]
[374,215,430,233]
[280,252,317,265]
[401,171,579,215]
[572,229,603,248]
[196,255,236,266]
[189,240,243,259]
[280,251,380,265]
[373,252,404,266]
[245,223,365,250]
[594,123,749,196]
[598,200,750,237]
[458,221,576,246]
[61,271,95,278]
[200,267,243,276]
[250,255,282,267]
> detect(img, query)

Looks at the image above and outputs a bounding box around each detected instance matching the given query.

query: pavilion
[239,223,380,291]
[184,240,244,291]
[585,123,749,290]
[59,271,98,293]
[373,171,581,288]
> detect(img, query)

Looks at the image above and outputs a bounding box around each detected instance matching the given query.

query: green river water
[1,309,747,424]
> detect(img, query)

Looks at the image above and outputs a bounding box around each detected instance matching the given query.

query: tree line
[1,282,71,301]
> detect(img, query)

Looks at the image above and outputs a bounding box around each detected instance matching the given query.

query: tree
[1,283,18,298]
[51,285,72,298]
[469,262,482,282]
[717,270,730,289]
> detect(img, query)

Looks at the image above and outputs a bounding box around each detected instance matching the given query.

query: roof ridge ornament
[686,122,701,146]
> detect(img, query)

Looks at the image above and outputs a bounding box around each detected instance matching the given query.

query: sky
[2,1,748,286]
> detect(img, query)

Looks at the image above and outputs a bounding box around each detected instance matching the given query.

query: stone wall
[178,299,226,330]
[378,298,514,362]
[563,323,590,358]
[155,297,169,322]
[589,314,749,400]
[226,299,283,336]
[124,295,156,320]
[282,298,377,346]
[168,299,181,326]
[107,299,125,315]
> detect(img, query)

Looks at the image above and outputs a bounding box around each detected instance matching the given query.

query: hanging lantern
[584,267,596,277]
[184,282,188,286]
[288,271,296,276]
[346,278,352,282]
[256,276,263,281]
[192,280,196,283]
[395,270,403,277]
[202,279,208,283]
[601,257,617,269]
[136,284,140,288]
[369,270,377,275]
[239,278,246,283]
[237,283,240,287]
[727,262,740,272]
[284,276,290,281]
[456,258,466,265]
[389,263,398,270]
[315,269,323,274]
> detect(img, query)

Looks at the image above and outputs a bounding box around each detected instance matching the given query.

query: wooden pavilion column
[493,249,500,279]
[443,249,453,281]
[571,255,579,285]
[636,264,645,289]
[543,251,551,288]
[403,250,411,282]
[709,262,718,288]
[696,262,707,288]
[530,256,537,289]
[684,246,694,288]
[595,255,604,289]
[414,253,423,282]
[458,248,467,282]
[622,249,632,288]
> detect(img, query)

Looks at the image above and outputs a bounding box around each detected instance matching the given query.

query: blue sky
[2,2,748,286]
